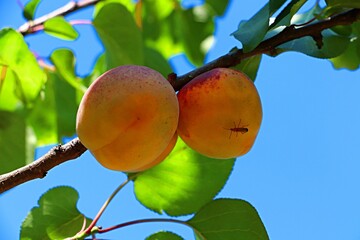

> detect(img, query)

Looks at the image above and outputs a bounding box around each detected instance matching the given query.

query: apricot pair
[76,65,262,172]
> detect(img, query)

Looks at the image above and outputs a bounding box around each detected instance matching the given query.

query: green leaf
[144,47,173,77]
[0,28,46,107]
[142,0,173,19]
[94,3,143,68]
[23,0,41,20]
[266,4,350,59]
[134,137,235,216]
[0,111,36,174]
[142,2,182,59]
[232,3,270,52]
[28,73,57,146]
[0,68,21,111]
[82,54,107,87]
[142,0,174,42]
[20,186,92,240]
[270,0,287,15]
[330,38,360,70]
[50,72,78,140]
[50,49,81,139]
[50,49,86,93]
[146,231,184,240]
[178,6,215,66]
[269,0,307,29]
[143,1,218,66]
[44,16,79,41]
[326,0,360,8]
[233,55,262,81]
[277,29,350,58]
[188,199,269,240]
[94,0,135,16]
[206,0,229,16]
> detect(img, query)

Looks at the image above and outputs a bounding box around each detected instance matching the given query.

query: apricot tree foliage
[0,0,359,239]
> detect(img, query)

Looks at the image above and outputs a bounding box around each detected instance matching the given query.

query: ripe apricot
[76,65,179,172]
[135,132,178,172]
[177,68,262,159]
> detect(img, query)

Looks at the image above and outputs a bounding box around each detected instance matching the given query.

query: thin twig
[1,8,360,194]
[18,0,102,35]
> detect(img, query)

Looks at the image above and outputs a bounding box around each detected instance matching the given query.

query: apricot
[135,132,178,172]
[76,65,179,172]
[177,68,262,159]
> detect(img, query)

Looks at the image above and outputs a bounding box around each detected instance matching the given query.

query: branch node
[167,72,177,88]
[311,32,324,49]
[54,144,63,153]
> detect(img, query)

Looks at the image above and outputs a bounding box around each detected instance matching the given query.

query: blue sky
[1,0,360,239]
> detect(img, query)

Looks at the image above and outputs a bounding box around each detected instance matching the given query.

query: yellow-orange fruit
[76,65,179,172]
[135,132,178,172]
[177,68,262,159]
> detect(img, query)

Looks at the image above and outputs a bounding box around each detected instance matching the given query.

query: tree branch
[2,8,360,194]
[0,138,86,194]
[18,0,102,35]
[174,8,360,90]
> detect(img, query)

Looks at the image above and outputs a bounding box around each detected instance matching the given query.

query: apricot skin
[177,68,262,159]
[76,65,179,172]
[135,132,178,172]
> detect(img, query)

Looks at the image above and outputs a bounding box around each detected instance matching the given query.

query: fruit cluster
[76,65,262,172]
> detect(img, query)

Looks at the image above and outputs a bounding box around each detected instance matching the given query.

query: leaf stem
[69,19,93,26]
[83,173,139,235]
[97,217,205,239]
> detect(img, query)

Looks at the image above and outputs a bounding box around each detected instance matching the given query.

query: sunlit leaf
[82,54,107,87]
[0,111,36,174]
[178,6,215,66]
[143,0,173,19]
[50,49,86,93]
[232,3,270,52]
[23,0,41,20]
[142,2,182,59]
[94,0,135,16]
[0,68,20,111]
[94,3,143,68]
[330,38,360,70]
[146,231,184,240]
[134,137,235,216]
[44,16,79,41]
[188,199,269,240]
[20,186,92,240]
[28,73,57,146]
[142,0,174,41]
[50,49,80,140]
[51,72,78,140]
[143,1,219,66]
[233,55,262,81]
[0,28,46,107]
